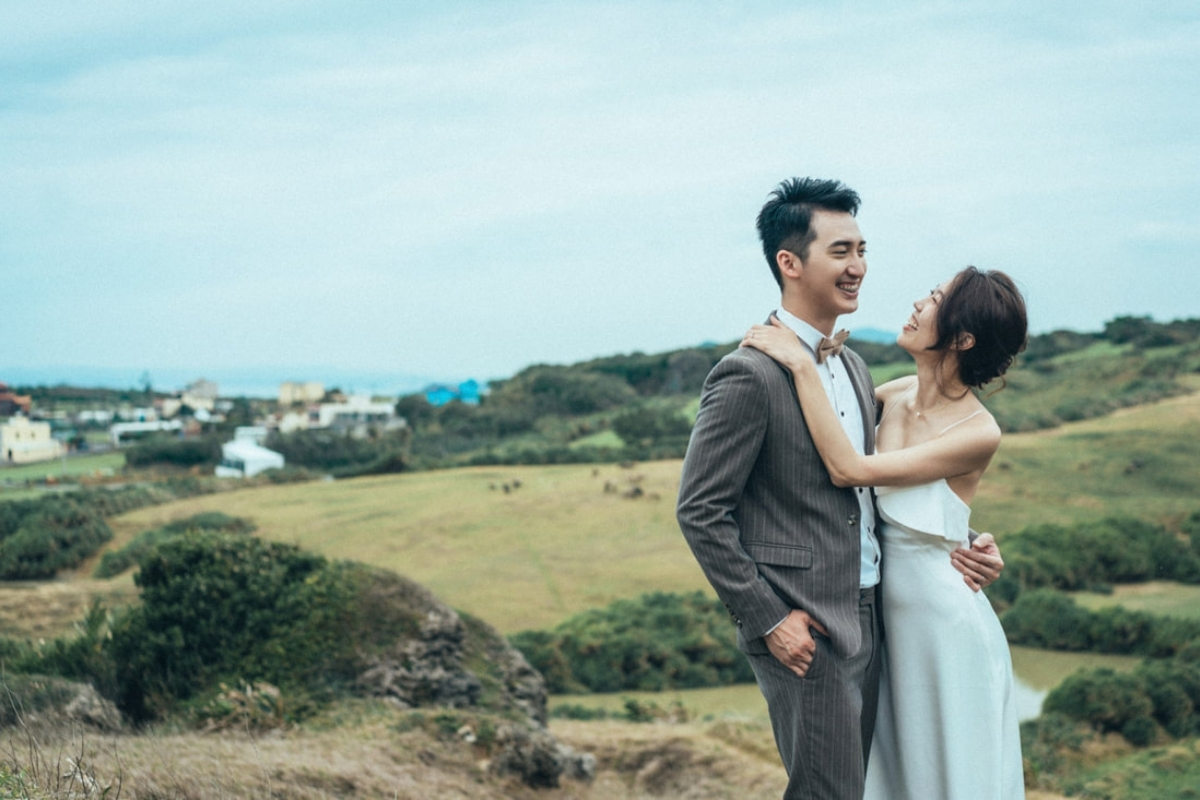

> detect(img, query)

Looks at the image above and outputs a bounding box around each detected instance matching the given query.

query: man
[676,177,1002,799]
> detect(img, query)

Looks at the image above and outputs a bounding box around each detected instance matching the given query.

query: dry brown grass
[0,577,137,641]
[0,712,787,800]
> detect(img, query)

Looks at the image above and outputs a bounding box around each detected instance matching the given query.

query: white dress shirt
[775,308,881,589]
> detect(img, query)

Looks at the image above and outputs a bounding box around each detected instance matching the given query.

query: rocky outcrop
[489,722,597,787]
[351,571,590,789]
[356,605,483,709]
[0,675,123,731]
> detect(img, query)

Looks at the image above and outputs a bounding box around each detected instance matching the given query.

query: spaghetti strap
[878,381,917,427]
[937,409,986,436]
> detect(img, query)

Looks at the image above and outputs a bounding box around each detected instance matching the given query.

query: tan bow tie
[816,329,850,364]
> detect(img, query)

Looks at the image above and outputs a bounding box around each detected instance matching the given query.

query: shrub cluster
[107,532,382,720]
[0,496,112,579]
[0,483,217,580]
[509,591,753,694]
[265,429,408,477]
[987,516,1200,606]
[1042,658,1200,745]
[14,532,536,728]
[123,436,223,469]
[93,511,256,578]
[1000,589,1200,657]
[611,406,692,448]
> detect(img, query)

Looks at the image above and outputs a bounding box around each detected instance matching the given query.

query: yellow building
[279,381,325,406]
[1,416,66,464]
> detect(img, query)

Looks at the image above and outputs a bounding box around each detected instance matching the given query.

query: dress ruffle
[875,481,970,544]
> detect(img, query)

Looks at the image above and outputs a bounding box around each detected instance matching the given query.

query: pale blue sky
[4,1,1198,392]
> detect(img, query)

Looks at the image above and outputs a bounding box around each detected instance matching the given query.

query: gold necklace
[914,402,952,419]
[911,391,955,419]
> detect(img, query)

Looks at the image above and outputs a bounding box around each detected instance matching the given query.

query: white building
[316,395,403,437]
[214,439,284,478]
[316,394,396,428]
[1,416,66,464]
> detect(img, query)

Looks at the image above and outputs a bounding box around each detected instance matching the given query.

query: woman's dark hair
[931,267,1028,389]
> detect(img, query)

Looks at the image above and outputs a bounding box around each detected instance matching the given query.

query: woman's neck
[912,357,969,414]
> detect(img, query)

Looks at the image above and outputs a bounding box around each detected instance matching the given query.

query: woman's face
[898,280,950,353]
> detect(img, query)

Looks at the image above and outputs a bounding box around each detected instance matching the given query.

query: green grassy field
[551,683,771,724]
[103,387,1200,637]
[969,380,1200,533]
[106,460,699,634]
[0,450,124,483]
[1070,582,1200,619]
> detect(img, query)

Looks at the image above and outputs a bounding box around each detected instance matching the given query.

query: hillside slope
[78,385,1200,637]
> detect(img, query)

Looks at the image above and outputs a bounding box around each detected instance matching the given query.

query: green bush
[999,516,1200,597]
[266,429,408,473]
[510,591,753,694]
[1000,590,1094,650]
[93,512,256,578]
[108,532,377,721]
[611,406,692,447]
[1001,590,1200,657]
[0,498,112,579]
[0,484,220,582]
[1041,658,1200,745]
[124,436,222,469]
[1184,510,1200,558]
[1043,668,1154,736]
[1137,660,1200,738]
[1119,715,1158,747]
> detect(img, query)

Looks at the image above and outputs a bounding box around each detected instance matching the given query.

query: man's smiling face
[787,210,867,332]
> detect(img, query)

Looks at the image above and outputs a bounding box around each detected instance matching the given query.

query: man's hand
[951,532,1004,592]
[765,609,829,678]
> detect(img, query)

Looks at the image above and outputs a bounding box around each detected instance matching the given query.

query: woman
[742,266,1027,800]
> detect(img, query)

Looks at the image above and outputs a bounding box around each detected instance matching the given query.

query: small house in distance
[424,379,481,407]
[0,416,65,464]
[215,438,284,478]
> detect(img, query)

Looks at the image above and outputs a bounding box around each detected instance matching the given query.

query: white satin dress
[863,479,1024,799]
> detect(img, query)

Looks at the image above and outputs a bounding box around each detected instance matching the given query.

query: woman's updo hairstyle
[930,267,1028,389]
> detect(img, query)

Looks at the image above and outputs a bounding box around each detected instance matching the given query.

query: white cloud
[3,2,1199,382]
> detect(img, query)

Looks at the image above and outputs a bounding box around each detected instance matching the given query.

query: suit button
[848,514,859,526]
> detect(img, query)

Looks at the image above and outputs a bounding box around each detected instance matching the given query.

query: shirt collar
[774,307,829,354]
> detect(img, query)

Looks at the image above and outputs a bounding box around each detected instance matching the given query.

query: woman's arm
[741,319,999,488]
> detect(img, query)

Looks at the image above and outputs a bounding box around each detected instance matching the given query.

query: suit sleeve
[677,356,792,639]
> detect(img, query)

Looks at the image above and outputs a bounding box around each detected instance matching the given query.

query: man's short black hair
[756,178,861,288]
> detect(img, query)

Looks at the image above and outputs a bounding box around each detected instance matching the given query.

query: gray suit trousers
[746,588,882,800]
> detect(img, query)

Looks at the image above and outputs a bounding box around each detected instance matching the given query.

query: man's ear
[777,250,803,280]
[954,333,976,351]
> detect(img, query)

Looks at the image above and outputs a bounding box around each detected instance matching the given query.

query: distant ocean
[4,334,895,399]
[0,366,462,399]
[850,327,898,344]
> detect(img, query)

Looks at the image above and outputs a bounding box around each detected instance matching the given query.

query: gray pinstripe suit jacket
[677,338,877,659]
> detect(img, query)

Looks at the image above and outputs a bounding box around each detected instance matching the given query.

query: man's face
[790,210,867,329]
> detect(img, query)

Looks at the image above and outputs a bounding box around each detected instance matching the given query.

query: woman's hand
[741,316,811,372]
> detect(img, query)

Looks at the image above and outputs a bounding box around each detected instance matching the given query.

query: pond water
[550,646,1143,724]
[1009,645,1140,720]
